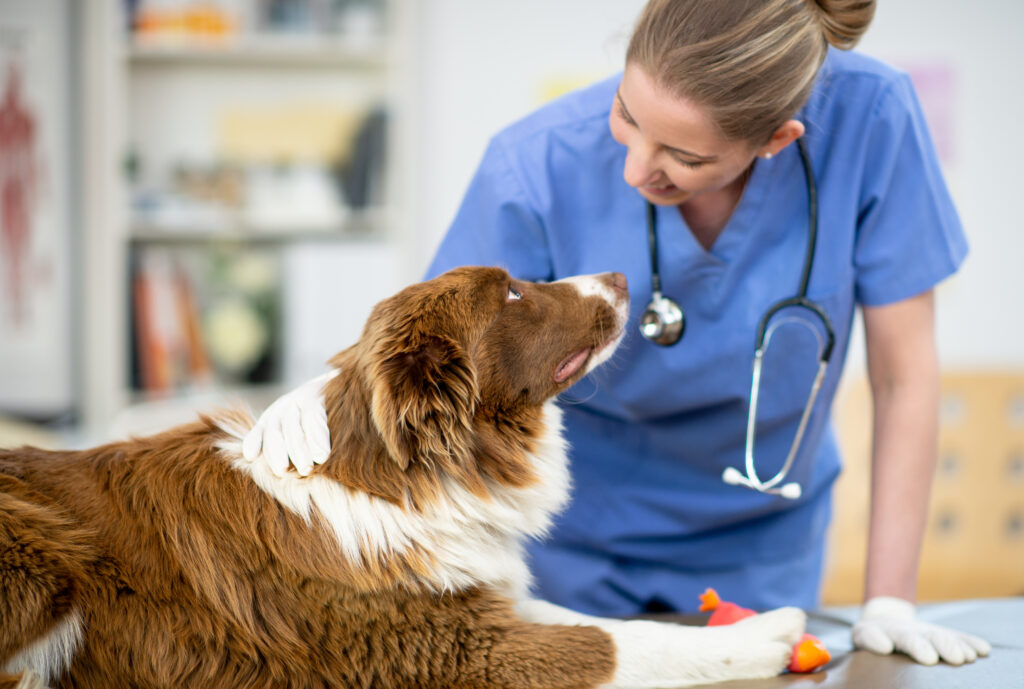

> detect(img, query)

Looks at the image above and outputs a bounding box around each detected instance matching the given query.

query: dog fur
[0,267,803,688]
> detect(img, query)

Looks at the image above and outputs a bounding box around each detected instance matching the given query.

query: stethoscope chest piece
[640,292,685,346]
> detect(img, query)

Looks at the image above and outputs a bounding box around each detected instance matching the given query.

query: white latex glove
[851,596,991,666]
[242,370,337,477]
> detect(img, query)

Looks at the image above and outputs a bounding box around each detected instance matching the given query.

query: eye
[507,285,522,301]
[616,101,636,127]
[670,152,705,169]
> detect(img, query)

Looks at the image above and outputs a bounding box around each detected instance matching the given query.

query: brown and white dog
[0,267,804,689]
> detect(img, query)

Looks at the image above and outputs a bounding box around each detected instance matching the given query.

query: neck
[679,163,753,250]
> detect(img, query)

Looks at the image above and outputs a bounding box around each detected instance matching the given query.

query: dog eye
[507,286,522,301]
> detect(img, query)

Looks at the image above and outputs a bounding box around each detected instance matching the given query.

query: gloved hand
[242,370,337,477]
[851,596,991,665]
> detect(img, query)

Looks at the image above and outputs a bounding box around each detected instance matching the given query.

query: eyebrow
[615,90,719,162]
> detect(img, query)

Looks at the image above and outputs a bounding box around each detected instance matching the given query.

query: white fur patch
[219,401,571,598]
[2,608,83,685]
[556,274,617,302]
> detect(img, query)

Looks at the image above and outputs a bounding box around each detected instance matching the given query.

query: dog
[0,266,804,688]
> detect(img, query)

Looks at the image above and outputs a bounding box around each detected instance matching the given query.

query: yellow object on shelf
[217,104,367,166]
[134,1,238,41]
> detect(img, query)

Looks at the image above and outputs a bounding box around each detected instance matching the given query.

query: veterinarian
[246,0,989,667]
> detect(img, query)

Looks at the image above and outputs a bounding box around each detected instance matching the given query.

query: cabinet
[78,0,418,440]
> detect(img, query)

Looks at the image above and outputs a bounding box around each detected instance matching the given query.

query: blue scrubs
[427,49,967,615]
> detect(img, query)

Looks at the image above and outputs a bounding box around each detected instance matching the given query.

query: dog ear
[370,334,478,471]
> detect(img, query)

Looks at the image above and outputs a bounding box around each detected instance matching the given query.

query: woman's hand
[242,370,337,476]
[852,596,991,665]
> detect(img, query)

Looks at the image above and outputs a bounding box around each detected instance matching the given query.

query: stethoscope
[639,137,835,500]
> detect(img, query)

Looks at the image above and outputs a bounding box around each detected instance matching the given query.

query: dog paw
[713,607,806,677]
[731,606,806,647]
[603,608,806,688]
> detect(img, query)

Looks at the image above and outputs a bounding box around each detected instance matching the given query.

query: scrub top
[426,48,967,615]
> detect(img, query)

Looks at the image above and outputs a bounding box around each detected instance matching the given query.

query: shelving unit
[77,0,419,442]
[127,225,388,246]
[128,204,391,244]
[126,38,389,69]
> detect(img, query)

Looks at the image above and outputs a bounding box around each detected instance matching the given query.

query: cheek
[665,165,740,194]
[608,112,631,147]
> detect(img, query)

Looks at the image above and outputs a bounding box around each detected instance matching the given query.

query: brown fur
[0,268,625,688]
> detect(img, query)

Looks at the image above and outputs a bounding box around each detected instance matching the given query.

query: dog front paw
[713,606,806,677]
[602,607,806,688]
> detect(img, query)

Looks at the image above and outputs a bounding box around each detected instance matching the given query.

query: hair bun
[810,0,876,50]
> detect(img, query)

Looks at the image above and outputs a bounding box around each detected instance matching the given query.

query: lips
[553,348,591,383]
[642,183,678,197]
[553,328,625,384]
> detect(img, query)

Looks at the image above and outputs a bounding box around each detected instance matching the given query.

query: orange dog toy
[699,588,831,673]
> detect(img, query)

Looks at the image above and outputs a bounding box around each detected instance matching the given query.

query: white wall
[856,0,1024,370]
[409,0,646,272]
[408,1,1024,374]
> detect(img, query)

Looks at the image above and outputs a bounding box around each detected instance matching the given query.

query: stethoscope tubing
[755,296,835,361]
[744,350,828,495]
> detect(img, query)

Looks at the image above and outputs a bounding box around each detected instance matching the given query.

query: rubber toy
[699,588,831,673]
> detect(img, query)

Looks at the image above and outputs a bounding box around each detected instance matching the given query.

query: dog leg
[517,598,804,688]
[464,620,616,689]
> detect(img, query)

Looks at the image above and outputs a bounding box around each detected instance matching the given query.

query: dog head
[326,267,628,494]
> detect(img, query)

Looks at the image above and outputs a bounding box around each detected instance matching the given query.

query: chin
[638,186,692,206]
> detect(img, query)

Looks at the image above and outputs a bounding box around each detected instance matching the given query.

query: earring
[763,152,773,160]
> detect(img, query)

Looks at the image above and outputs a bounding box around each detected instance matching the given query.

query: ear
[370,335,478,470]
[759,119,805,159]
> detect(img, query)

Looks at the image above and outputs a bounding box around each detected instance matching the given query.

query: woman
[247,0,988,666]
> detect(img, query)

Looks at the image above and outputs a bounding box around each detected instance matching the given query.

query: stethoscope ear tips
[778,483,802,500]
[722,466,803,500]
[721,466,747,486]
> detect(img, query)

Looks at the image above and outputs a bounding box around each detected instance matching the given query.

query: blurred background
[0,0,1020,605]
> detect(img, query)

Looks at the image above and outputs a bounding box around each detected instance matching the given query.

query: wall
[856,0,1024,371]
[409,0,1024,374]
[408,0,646,273]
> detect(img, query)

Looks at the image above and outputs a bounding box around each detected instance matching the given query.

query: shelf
[128,209,391,246]
[73,0,412,442]
[128,225,388,246]
[126,36,388,69]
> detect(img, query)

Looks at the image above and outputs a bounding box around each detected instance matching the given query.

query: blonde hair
[626,0,876,145]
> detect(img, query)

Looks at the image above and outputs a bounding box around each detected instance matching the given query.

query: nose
[608,271,628,295]
[602,271,629,302]
[623,144,658,188]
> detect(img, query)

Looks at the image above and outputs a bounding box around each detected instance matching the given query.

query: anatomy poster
[0,1,73,418]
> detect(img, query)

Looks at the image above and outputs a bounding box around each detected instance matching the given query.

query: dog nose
[607,272,628,296]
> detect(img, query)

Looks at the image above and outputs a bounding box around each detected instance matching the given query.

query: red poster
[0,1,73,419]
